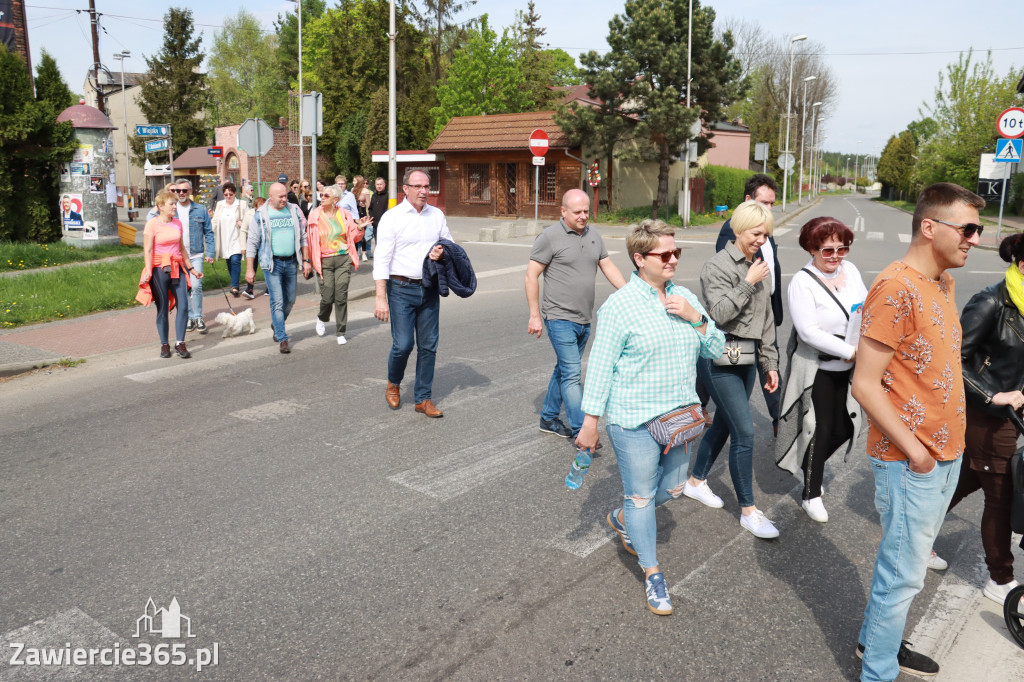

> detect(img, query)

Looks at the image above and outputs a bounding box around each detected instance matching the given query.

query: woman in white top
[211,182,249,297]
[775,216,867,523]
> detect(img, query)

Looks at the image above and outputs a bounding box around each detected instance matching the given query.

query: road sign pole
[997,162,1009,241]
[255,123,262,197]
[534,165,539,222]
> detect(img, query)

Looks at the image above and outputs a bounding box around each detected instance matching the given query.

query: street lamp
[288,0,304,185]
[809,101,821,197]
[798,75,816,206]
[855,140,863,193]
[113,50,133,217]
[782,34,807,211]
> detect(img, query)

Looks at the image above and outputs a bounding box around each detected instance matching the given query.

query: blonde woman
[685,200,781,539]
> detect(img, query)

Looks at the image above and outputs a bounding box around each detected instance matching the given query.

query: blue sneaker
[607,509,637,556]
[645,572,673,615]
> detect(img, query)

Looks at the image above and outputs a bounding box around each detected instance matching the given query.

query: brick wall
[214,124,329,196]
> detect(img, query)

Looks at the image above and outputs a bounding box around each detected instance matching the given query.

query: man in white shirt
[373,170,451,418]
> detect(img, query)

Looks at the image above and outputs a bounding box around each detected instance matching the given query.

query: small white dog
[215,308,256,338]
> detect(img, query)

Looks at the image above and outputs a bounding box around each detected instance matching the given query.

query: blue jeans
[189,254,204,320]
[541,319,591,435]
[608,423,691,569]
[691,357,757,507]
[264,256,297,342]
[225,253,241,289]
[859,456,961,682]
[150,266,189,344]
[387,279,440,403]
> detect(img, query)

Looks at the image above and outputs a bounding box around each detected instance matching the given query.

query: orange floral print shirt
[861,261,965,462]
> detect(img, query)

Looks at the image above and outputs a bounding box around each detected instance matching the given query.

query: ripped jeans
[607,423,692,569]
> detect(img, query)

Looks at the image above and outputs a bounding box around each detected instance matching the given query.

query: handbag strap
[801,267,849,320]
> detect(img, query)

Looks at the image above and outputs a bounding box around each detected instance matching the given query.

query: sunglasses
[172,188,190,193]
[643,248,682,263]
[817,246,850,258]
[931,218,983,239]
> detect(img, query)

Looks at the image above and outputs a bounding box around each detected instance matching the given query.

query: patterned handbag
[644,403,708,455]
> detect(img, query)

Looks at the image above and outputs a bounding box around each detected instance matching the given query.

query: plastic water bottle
[565,448,593,490]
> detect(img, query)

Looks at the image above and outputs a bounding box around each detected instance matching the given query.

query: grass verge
[0,257,264,329]
[593,205,724,228]
[0,241,142,272]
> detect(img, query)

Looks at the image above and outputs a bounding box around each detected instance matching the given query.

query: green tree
[877,131,917,199]
[416,0,478,85]
[274,0,327,92]
[34,50,74,111]
[557,0,745,216]
[906,117,938,146]
[915,50,1021,189]
[512,3,581,107]
[208,10,285,126]
[130,8,208,164]
[0,45,76,242]
[430,15,533,136]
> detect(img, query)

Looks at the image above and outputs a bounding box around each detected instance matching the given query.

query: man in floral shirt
[851,182,985,681]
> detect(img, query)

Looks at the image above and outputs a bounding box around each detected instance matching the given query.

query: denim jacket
[146,202,214,258]
[246,203,307,273]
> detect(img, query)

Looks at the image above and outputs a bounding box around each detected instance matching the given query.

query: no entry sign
[529,129,549,156]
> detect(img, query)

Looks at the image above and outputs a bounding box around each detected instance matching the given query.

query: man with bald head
[246,182,310,353]
[525,188,626,439]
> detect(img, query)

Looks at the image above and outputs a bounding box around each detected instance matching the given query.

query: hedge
[701,165,756,211]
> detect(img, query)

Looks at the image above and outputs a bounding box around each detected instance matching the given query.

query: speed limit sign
[997,107,1024,139]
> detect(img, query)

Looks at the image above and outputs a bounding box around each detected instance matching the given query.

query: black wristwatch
[302,259,311,264]
[689,314,708,328]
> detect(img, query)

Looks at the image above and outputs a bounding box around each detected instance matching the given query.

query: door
[499,163,517,216]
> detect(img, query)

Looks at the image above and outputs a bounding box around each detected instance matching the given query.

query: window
[467,164,490,201]
[407,166,440,194]
[528,163,558,202]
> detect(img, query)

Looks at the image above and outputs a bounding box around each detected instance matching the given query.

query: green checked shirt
[581,274,726,429]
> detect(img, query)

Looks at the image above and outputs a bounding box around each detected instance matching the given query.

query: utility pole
[388,0,397,207]
[89,0,105,115]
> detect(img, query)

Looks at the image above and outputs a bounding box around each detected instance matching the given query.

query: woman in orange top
[306,183,370,345]
[142,188,201,358]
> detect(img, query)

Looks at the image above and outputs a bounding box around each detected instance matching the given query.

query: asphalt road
[0,193,1002,680]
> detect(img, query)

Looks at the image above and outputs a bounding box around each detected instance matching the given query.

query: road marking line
[853,216,865,232]
[388,424,552,500]
[899,233,911,243]
[774,228,791,237]
[230,399,305,422]
[464,241,535,248]
[476,265,526,279]
[548,525,613,558]
[867,231,885,240]
[1,608,120,678]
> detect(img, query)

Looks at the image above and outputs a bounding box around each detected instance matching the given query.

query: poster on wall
[90,175,104,194]
[60,164,71,183]
[106,183,117,204]
[0,2,15,54]
[73,143,93,166]
[59,193,84,229]
[82,221,98,241]
[70,162,90,176]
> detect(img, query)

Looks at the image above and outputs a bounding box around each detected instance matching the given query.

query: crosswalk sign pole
[997,162,1009,241]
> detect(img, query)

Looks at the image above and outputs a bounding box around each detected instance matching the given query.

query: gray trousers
[317,254,351,335]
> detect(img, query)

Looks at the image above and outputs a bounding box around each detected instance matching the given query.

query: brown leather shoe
[415,399,443,418]
[279,340,290,354]
[386,381,400,409]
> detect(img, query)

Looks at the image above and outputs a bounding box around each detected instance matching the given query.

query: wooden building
[369,151,446,211]
[428,112,582,221]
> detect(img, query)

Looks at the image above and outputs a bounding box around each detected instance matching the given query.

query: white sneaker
[683,480,724,508]
[337,335,347,345]
[740,510,780,539]
[927,550,948,571]
[315,318,326,337]
[361,253,368,262]
[983,579,1019,605]
[801,497,829,523]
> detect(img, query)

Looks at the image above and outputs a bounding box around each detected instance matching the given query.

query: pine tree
[34,50,75,111]
[130,8,209,165]
[0,45,76,242]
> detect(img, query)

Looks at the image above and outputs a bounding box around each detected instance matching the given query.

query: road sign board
[144,139,168,153]
[532,156,546,166]
[997,107,1024,139]
[135,125,169,137]
[237,118,274,157]
[529,129,549,156]
[978,178,1006,202]
[300,93,323,137]
[208,146,224,157]
[777,152,795,171]
[754,142,769,162]
[995,138,1022,162]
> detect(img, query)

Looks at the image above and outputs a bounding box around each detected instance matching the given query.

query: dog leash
[210,258,238,315]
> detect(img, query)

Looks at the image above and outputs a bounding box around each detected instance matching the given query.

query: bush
[700,165,756,211]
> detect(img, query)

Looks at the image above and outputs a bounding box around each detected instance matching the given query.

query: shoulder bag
[713,335,756,366]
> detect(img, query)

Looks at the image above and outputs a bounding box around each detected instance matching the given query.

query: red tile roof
[173,146,217,169]
[428,111,574,152]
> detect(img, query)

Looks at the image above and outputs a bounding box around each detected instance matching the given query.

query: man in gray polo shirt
[525,188,626,438]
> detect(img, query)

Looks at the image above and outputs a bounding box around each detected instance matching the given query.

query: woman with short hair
[305,184,371,345]
[576,219,724,615]
[686,200,781,539]
[775,217,866,523]
[211,181,249,297]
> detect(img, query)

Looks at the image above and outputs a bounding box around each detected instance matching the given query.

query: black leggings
[151,266,189,345]
[802,368,854,500]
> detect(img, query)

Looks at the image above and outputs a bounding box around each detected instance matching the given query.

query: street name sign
[997,107,1024,139]
[208,146,224,157]
[529,129,549,156]
[144,139,169,153]
[136,125,169,137]
[995,138,1022,162]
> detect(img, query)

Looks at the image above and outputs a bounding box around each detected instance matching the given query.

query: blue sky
[25,0,1024,159]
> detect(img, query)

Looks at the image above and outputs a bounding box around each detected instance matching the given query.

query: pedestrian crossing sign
[995,138,1022,162]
